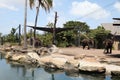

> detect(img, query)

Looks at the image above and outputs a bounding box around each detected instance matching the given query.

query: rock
[50,57,68,69]
[5,52,13,59]
[39,56,68,69]
[19,56,38,65]
[48,45,63,54]
[27,52,40,61]
[65,68,79,77]
[5,52,27,62]
[78,60,106,73]
[25,51,41,65]
[64,60,79,77]
[39,56,52,65]
[36,47,50,56]
[5,51,38,65]
[105,64,120,75]
[65,60,79,68]
[12,54,26,61]
[4,47,12,52]
[111,71,120,76]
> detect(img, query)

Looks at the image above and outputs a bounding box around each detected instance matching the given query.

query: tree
[65,21,89,46]
[29,0,53,48]
[46,22,54,28]
[56,21,90,47]
[88,26,111,49]
[64,21,90,33]
[4,28,18,43]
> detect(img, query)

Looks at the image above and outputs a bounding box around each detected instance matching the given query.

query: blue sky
[0,0,120,35]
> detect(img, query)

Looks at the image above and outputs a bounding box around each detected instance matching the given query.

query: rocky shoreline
[0,45,120,77]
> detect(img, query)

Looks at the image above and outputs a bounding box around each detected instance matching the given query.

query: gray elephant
[103,39,114,54]
[81,39,94,49]
[28,37,41,48]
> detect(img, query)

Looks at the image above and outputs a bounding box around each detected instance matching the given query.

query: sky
[0,0,120,35]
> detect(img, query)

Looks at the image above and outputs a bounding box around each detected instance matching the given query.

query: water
[0,53,119,80]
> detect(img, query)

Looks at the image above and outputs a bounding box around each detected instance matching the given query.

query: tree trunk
[33,6,40,48]
[53,12,57,45]
[23,0,27,49]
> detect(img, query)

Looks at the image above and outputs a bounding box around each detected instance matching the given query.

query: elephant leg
[83,45,85,49]
[109,47,112,54]
[106,47,109,53]
[88,45,90,49]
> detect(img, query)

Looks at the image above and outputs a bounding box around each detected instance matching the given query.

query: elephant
[28,37,41,48]
[103,39,114,54]
[81,39,94,49]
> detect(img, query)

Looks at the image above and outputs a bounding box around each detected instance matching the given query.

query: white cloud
[0,0,24,6]
[0,3,18,11]
[70,1,110,20]
[53,0,64,7]
[0,0,25,11]
[114,1,120,12]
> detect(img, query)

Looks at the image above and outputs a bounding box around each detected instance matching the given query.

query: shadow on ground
[107,54,120,58]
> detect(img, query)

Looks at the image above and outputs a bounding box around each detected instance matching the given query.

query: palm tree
[29,0,53,48]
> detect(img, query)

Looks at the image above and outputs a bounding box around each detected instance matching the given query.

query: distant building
[102,23,120,35]
[101,23,120,50]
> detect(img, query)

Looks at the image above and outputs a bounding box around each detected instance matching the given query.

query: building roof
[101,23,120,35]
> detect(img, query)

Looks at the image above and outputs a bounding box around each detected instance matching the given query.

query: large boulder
[11,54,26,61]
[50,57,67,69]
[27,52,40,61]
[39,55,68,69]
[5,52,27,62]
[105,64,120,76]
[39,56,52,65]
[78,60,106,73]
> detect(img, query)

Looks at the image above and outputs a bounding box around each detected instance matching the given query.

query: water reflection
[111,76,120,80]
[0,53,4,60]
[8,61,35,80]
[0,53,120,80]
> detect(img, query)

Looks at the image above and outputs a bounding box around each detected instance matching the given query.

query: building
[101,23,120,50]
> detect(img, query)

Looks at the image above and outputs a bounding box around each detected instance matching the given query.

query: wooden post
[18,24,21,46]
[53,12,57,45]
[78,26,80,47]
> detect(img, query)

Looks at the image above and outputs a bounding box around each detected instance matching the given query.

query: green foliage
[40,33,53,46]
[64,21,90,32]
[4,28,19,43]
[56,21,90,47]
[88,26,111,49]
[1,21,112,49]
[46,22,54,28]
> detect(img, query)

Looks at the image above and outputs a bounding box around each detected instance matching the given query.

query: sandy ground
[60,47,120,62]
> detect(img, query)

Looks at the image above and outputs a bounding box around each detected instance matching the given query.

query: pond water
[0,53,119,80]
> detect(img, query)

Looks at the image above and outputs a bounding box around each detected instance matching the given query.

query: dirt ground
[60,47,119,56]
[60,47,120,62]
